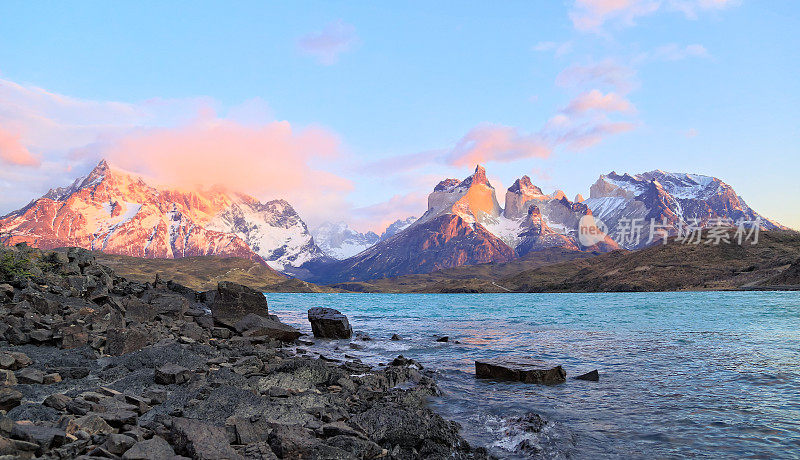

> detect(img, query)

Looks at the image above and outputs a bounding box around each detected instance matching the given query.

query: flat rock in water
[574,369,600,381]
[307,307,352,339]
[475,358,566,385]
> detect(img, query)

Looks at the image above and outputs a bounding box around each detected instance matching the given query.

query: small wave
[484,412,575,459]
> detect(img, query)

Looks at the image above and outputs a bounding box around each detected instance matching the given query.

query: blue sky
[0,1,798,230]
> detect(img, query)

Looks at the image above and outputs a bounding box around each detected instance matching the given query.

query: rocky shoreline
[0,244,491,459]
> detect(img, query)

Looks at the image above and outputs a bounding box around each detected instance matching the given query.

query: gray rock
[0,435,38,458]
[105,433,137,455]
[106,327,155,356]
[141,291,189,318]
[16,367,44,384]
[11,423,66,451]
[210,281,269,328]
[475,358,566,385]
[307,307,352,339]
[225,415,273,445]
[65,414,114,436]
[43,393,72,411]
[170,417,244,460]
[268,424,320,458]
[234,313,301,343]
[6,403,60,424]
[0,387,22,411]
[154,363,192,385]
[0,369,16,387]
[0,351,32,370]
[122,435,175,460]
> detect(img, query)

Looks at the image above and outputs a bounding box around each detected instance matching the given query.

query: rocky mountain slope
[0,160,328,275]
[583,170,784,248]
[311,222,380,260]
[333,230,800,293]
[311,217,418,260]
[379,217,416,240]
[309,166,616,284]
[2,161,785,284]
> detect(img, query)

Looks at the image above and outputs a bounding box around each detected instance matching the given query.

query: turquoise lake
[267,292,800,459]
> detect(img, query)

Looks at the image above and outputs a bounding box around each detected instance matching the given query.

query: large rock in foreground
[307,307,352,339]
[234,313,301,342]
[209,281,269,328]
[475,358,566,385]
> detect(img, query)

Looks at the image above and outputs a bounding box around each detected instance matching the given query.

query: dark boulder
[43,394,71,411]
[106,327,155,356]
[307,307,352,339]
[475,358,566,385]
[233,313,300,342]
[170,417,244,460]
[210,282,269,328]
[122,435,175,460]
[16,368,44,384]
[10,423,66,452]
[0,388,22,411]
[154,363,192,385]
[574,369,599,381]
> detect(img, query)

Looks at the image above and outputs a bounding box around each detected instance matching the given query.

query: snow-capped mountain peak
[311,221,379,260]
[1,159,327,276]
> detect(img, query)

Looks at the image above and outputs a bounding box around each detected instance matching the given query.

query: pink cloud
[0,126,40,167]
[445,124,552,167]
[89,117,353,225]
[569,0,739,31]
[298,20,359,65]
[564,90,635,114]
[544,114,636,150]
[570,0,660,31]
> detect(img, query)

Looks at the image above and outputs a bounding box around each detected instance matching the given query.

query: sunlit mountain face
[0,160,328,273]
[1,161,784,283]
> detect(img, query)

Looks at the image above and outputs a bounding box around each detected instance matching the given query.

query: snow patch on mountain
[380,217,416,241]
[206,198,327,271]
[311,221,380,260]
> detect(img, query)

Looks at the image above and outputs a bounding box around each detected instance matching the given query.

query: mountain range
[0,160,785,284]
[311,216,415,260]
[0,160,328,277]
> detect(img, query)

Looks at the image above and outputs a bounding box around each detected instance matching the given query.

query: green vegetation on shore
[91,252,339,293]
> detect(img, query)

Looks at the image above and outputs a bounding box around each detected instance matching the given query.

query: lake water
[267,292,800,459]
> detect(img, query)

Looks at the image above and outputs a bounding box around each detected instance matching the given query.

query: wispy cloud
[297,20,359,65]
[556,60,637,93]
[569,0,739,32]
[563,89,635,114]
[445,124,551,167]
[350,192,426,233]
[642,43,709,62]
[533,41,573,57]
